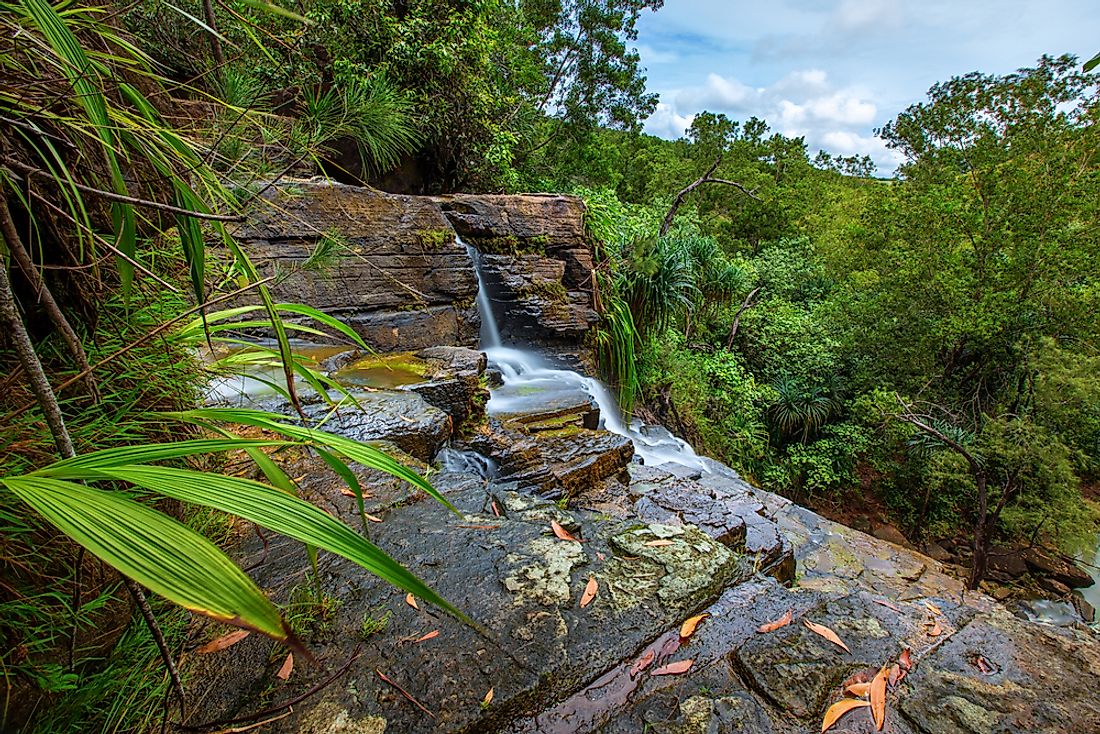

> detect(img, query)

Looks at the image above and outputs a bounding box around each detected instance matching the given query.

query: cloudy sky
[634,0,1098,174]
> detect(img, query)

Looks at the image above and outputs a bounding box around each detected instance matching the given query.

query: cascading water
[462,237,502,349]
[461,235,712,473]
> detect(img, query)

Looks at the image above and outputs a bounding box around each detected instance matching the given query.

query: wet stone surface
[184,346,1100,734]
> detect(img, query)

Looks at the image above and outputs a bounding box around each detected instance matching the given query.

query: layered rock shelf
[185,345,1100,734]
[225,183,599,351]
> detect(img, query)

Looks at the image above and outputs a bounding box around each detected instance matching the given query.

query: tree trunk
[967,473,990,589]
[0,197,98,400]
[0,250,75,458]
[202,0,226,69]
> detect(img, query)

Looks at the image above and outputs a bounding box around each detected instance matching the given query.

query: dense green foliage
[554,56,1100,580]
[123,0,662,191]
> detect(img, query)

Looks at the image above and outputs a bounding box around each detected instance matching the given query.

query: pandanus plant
[0,0,448,713]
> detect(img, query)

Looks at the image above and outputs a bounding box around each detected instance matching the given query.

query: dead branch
[660,156,759,237]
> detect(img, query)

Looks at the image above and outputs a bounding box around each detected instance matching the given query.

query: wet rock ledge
[183,346,1100,734]
[224,182,599,351]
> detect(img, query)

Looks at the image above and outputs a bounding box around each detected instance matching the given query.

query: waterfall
[463,236,712,473]
[460,235,502,349]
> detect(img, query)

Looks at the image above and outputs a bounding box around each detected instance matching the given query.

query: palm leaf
[3,475,289,640]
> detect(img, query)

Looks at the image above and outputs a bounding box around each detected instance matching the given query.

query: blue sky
[633,0,1099,174]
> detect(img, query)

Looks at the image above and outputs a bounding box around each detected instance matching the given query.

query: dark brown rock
[435,194,600,346]
[871,522,913,548]
[228,181,480,351]
[1022,548,1095,588]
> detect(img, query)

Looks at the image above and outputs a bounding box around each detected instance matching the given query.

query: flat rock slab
[297,391,452,462]
[180,477,765,734]
[183,389,1100,734]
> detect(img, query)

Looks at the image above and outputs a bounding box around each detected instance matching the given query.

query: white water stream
[460,235,712,473]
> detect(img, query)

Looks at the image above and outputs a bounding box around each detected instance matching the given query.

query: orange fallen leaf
[651,659,693,676]
[927,621,942,637]
[680,613,709,640]
[645,539,675,547]
[756,609,793,634]
[197,630,249,654]
[821,699,870,732]
[550,520,579,542]
[364,513,383,523]
[630,649,656,677]
[845,682,871,697]
[924,600,942,615]
[406,593,419,610]
[870,665,888,730]
[975,655,994,674]
[491,501,500,517]
[804,620,850,652]
[873,599,901,612]
[899,648,912,670]
[415,630,440,643]
[276,652,294,681]
[481,687,494,707]
[580,576,598,608]
[888,664,901,687]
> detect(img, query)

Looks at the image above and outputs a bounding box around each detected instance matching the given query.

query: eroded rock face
[230,182,479,350]
[225,183,599,352]
[435,194,600,347]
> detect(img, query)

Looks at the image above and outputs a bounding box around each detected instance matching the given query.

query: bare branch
[660,156,759,237]
[2,158,244,222]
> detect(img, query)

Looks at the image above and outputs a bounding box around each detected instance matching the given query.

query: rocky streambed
[182,181,1100,734]
[183,342,1100,734]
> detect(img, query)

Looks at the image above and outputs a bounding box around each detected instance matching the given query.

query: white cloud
[675,73,754,111]
[644,103,695,140]
[645,68,889,170]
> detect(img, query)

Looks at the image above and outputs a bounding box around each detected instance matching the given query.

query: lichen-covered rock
[228,181,479,350]
[297,391,452,462]
[900,606,1100,734]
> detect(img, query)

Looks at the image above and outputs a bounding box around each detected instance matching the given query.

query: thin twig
[376,669,435,718]
[125,579,186,717]
[2,158,244,222]
[3,277,274,422]
[178,647,362,731]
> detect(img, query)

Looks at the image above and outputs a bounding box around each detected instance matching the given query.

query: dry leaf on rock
[821,699,870,732]
[927,620,942,637]
[197,630,249,654]
[651,659,693,676]
[680,613,708,639]
[482,688,494,707]
[630,649,656,677]
[924,600,943,615]
[580,577,598,608]
[899,648,912,670]
[645,539,675,547]
[415,630,440,643]
[873,599,901,612]
[804,620,850,652]
[550,520,579,542]
[870,666,888,730]
[888,664,902,687]
[406,593,419,610]
[756,609,793,634]
[276,652,294,681]
[846,682,871,697]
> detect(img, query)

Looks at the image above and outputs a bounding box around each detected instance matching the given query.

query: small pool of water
[332,353,429,389]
